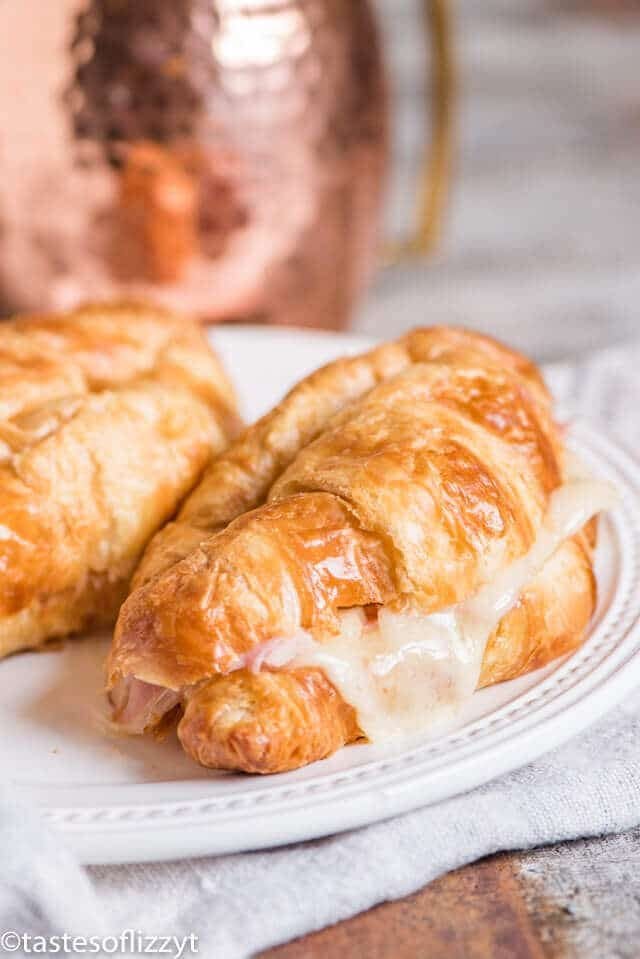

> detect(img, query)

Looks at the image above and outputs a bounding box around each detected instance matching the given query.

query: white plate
[2,327,639,865]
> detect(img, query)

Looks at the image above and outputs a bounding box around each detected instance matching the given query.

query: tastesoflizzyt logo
[0,929,199,956]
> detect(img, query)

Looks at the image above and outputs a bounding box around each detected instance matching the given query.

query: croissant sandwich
[0,301,240,659]
[108,327,615,773]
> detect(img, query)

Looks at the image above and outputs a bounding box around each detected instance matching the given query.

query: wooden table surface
[262,829,640,958]
[268,1,640,954]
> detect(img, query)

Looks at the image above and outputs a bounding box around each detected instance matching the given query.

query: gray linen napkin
[88,692,640,958]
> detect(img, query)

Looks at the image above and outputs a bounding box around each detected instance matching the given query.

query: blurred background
[0,0,637,361]
[372,0,640,360]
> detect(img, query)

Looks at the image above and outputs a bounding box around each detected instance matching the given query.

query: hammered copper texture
[0,0,388,328]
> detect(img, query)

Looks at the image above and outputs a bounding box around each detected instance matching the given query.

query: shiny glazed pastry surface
[109,327,599,773]
[0,301,239,658]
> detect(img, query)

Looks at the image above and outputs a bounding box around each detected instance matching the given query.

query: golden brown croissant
[108,327,611,774]
[0,301,240,658]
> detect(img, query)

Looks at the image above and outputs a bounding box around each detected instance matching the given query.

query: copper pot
[0,1,453,328]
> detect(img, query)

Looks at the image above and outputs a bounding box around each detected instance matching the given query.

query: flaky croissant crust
[109,327,597,773]
[0,301,240,657]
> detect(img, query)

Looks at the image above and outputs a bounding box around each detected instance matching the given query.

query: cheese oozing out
[252,469,618,744]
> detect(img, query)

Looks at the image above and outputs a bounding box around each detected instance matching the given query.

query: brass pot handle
[386,0,455,262]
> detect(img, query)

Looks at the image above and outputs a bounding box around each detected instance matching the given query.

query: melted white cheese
[258,469,617,744]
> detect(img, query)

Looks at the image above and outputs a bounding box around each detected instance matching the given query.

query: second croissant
[0,301,239,659]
